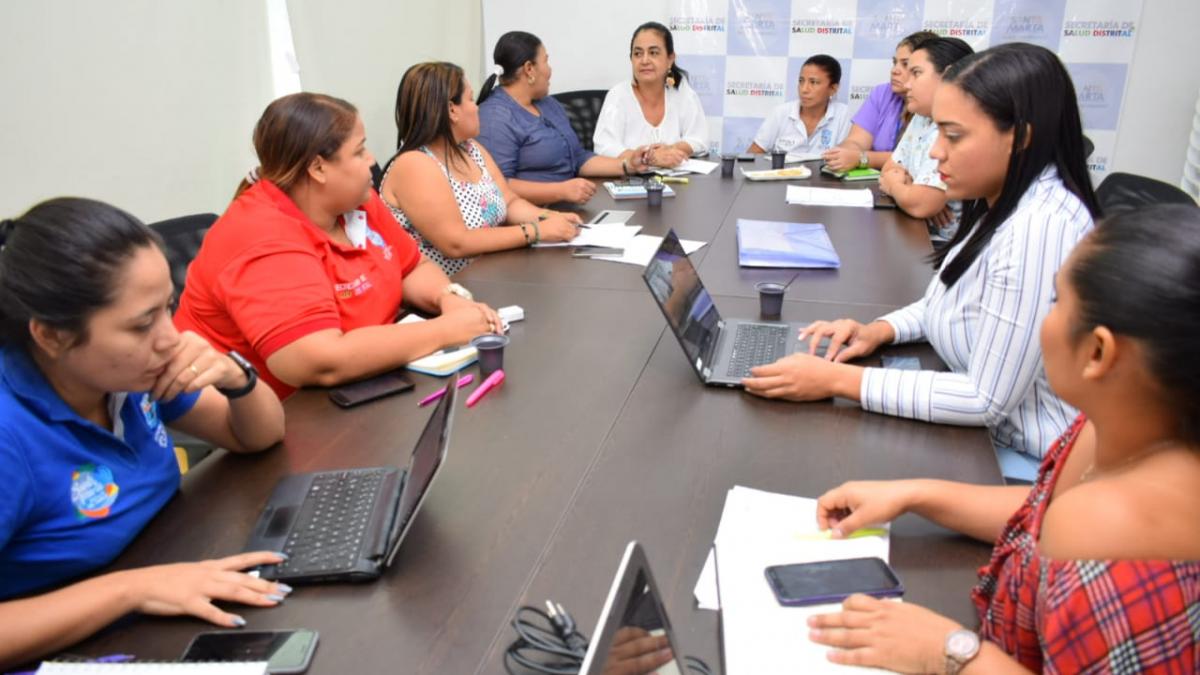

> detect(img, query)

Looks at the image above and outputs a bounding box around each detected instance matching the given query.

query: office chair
[371,161,384,192]
[1082,134,1094,160]
[1096,172,1198,215]
[148,212,219,471]
[551,89,608,152]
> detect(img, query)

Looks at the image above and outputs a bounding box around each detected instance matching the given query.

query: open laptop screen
[580,542,685,675]
[642,230,721,378]
[384,380,456,565]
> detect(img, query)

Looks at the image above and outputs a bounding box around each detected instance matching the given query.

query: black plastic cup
[471,334,510,379]
[721,154,736,178]
[771,151,786,170]
[755,282,786,319]
[646,181,665,207]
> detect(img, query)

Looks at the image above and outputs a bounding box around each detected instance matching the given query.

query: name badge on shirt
[343,210,369,249]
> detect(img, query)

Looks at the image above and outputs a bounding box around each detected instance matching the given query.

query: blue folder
[736,219,841,268]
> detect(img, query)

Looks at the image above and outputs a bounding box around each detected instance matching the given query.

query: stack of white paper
[587,234,706,267]
[533,223,642,248]
[695,486,892,674]
[785,185,874,208]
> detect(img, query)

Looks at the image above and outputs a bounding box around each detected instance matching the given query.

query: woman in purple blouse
[822,30,937,172]
[476,31,649,206]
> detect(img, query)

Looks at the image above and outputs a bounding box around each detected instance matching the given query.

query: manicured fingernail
[275,551,289,561]
[231,615,247,627]
[277,583,293,594]
[831,528,844,539]
[266,593,285,602]
[809,629,822,639]
[807,616,818,626]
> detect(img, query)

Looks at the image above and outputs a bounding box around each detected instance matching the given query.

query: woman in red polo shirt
[175,93,501,398]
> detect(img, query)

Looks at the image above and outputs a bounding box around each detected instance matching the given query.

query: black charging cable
[503,600,712,675]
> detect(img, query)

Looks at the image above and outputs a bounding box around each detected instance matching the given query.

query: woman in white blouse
[593,21,708,168]
[743,43,1102,479]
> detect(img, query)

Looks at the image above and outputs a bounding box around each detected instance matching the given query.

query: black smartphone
[328,370,415,408]
[181,629,318,673]
[572,246,625,257]
[764,557,903,607]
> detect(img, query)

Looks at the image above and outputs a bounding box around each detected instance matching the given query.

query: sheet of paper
[37,664,269,674]
[676,158,719,174]
[785,151,824,163]
[698,486,892,674]
[532,223,641,248]
[785,185,874,208]
[587,234,706,266]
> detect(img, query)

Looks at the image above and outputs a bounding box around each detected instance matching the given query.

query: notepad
[736,219,840,268]
[397,314,478,376]
[785,185,874,208]
[586,234,706,266]
[36,663,268,674]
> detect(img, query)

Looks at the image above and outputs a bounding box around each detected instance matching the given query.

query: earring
[665,75,676,88]
[528,76,535,85]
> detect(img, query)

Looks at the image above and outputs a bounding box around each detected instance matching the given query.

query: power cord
[504,601,588,675]
[503,600,712,675]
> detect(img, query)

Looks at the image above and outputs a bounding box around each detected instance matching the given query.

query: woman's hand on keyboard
[742,352,861,402]
[122,551,291,627]
[800,319,893,362]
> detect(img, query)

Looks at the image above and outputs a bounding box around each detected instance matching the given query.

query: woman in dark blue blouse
[477,31,649,206]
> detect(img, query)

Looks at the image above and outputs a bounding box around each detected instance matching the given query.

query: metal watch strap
[944,629,981,675]
[216,350,258,399]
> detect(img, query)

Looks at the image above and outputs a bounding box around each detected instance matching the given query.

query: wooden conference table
[74,160,1001,673]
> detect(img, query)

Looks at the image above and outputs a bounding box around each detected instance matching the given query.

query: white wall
[0,1,275,223]
[1109,0,1200,188]
[287,0,483,165]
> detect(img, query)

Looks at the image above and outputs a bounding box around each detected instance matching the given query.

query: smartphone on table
[328,370,415,408]
[181,628,318,673]
[764,557,903,607]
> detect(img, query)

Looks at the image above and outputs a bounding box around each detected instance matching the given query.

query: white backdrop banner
[483,0,1143,182]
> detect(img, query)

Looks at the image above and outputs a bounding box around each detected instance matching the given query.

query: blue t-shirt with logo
[0,345,201,599]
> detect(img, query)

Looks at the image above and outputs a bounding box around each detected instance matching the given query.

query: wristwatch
[443,282,474,301]
[858,150,869,169]
[217,350,258,399]
[944,629,981,674]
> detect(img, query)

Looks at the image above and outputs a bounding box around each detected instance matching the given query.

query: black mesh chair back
[1096,172,1197,215]
[1082,134,1094,160]
[148,213,218,303]
[550,89,609,152]
[371,161,384,192]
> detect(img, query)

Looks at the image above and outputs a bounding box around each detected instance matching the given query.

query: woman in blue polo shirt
[476,31,650,205]
[0,198,287,668]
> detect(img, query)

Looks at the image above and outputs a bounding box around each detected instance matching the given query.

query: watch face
[947,631,978,657]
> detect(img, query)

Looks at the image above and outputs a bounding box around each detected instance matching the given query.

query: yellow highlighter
[660,176,690,185]
[793,527,888,541]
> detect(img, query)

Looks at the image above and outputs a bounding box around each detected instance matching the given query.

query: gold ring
[189,365,200,376]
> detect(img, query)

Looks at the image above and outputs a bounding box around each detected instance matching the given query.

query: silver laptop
[579,541,686,675]
[642,229,814,387]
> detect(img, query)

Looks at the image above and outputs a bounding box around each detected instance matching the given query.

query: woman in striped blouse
[743,43,1101,477]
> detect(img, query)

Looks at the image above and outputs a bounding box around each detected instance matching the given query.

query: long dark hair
[238,93,358,198]
[394,62,470,171]
[630,22,688,89]
[477,31,543,105]
[0,198,164,349]
[1069,204,1200,444]
[933,43,1101,286]
[912,37,973,74]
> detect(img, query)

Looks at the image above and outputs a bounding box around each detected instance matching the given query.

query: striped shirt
[859,167,1094,459]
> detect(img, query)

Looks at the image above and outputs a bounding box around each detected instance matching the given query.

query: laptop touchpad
[265,505,297,538]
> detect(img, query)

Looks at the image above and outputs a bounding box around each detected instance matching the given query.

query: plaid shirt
[972,415,1200,673]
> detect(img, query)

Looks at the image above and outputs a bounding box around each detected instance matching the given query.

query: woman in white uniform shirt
[593,21,708,168]
[743,43,1102,479]
[748,54,851,157]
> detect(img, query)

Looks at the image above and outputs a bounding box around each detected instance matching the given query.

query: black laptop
[578,542,688,675]
[642,230,818,387]
[244,379,457,583]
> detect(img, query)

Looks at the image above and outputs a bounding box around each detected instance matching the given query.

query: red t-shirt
[174,180,421,398]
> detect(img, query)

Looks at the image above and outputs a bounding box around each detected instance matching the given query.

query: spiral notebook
[35,663,268,674]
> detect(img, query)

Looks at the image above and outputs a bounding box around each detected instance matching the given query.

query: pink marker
[465,369,505,408]
[417,374,475,407]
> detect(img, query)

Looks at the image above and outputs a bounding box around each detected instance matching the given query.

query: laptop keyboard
[274,469,388,577]
[725,323,789,378]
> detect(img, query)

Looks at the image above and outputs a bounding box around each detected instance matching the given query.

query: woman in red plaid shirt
[805,202,1200,674]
